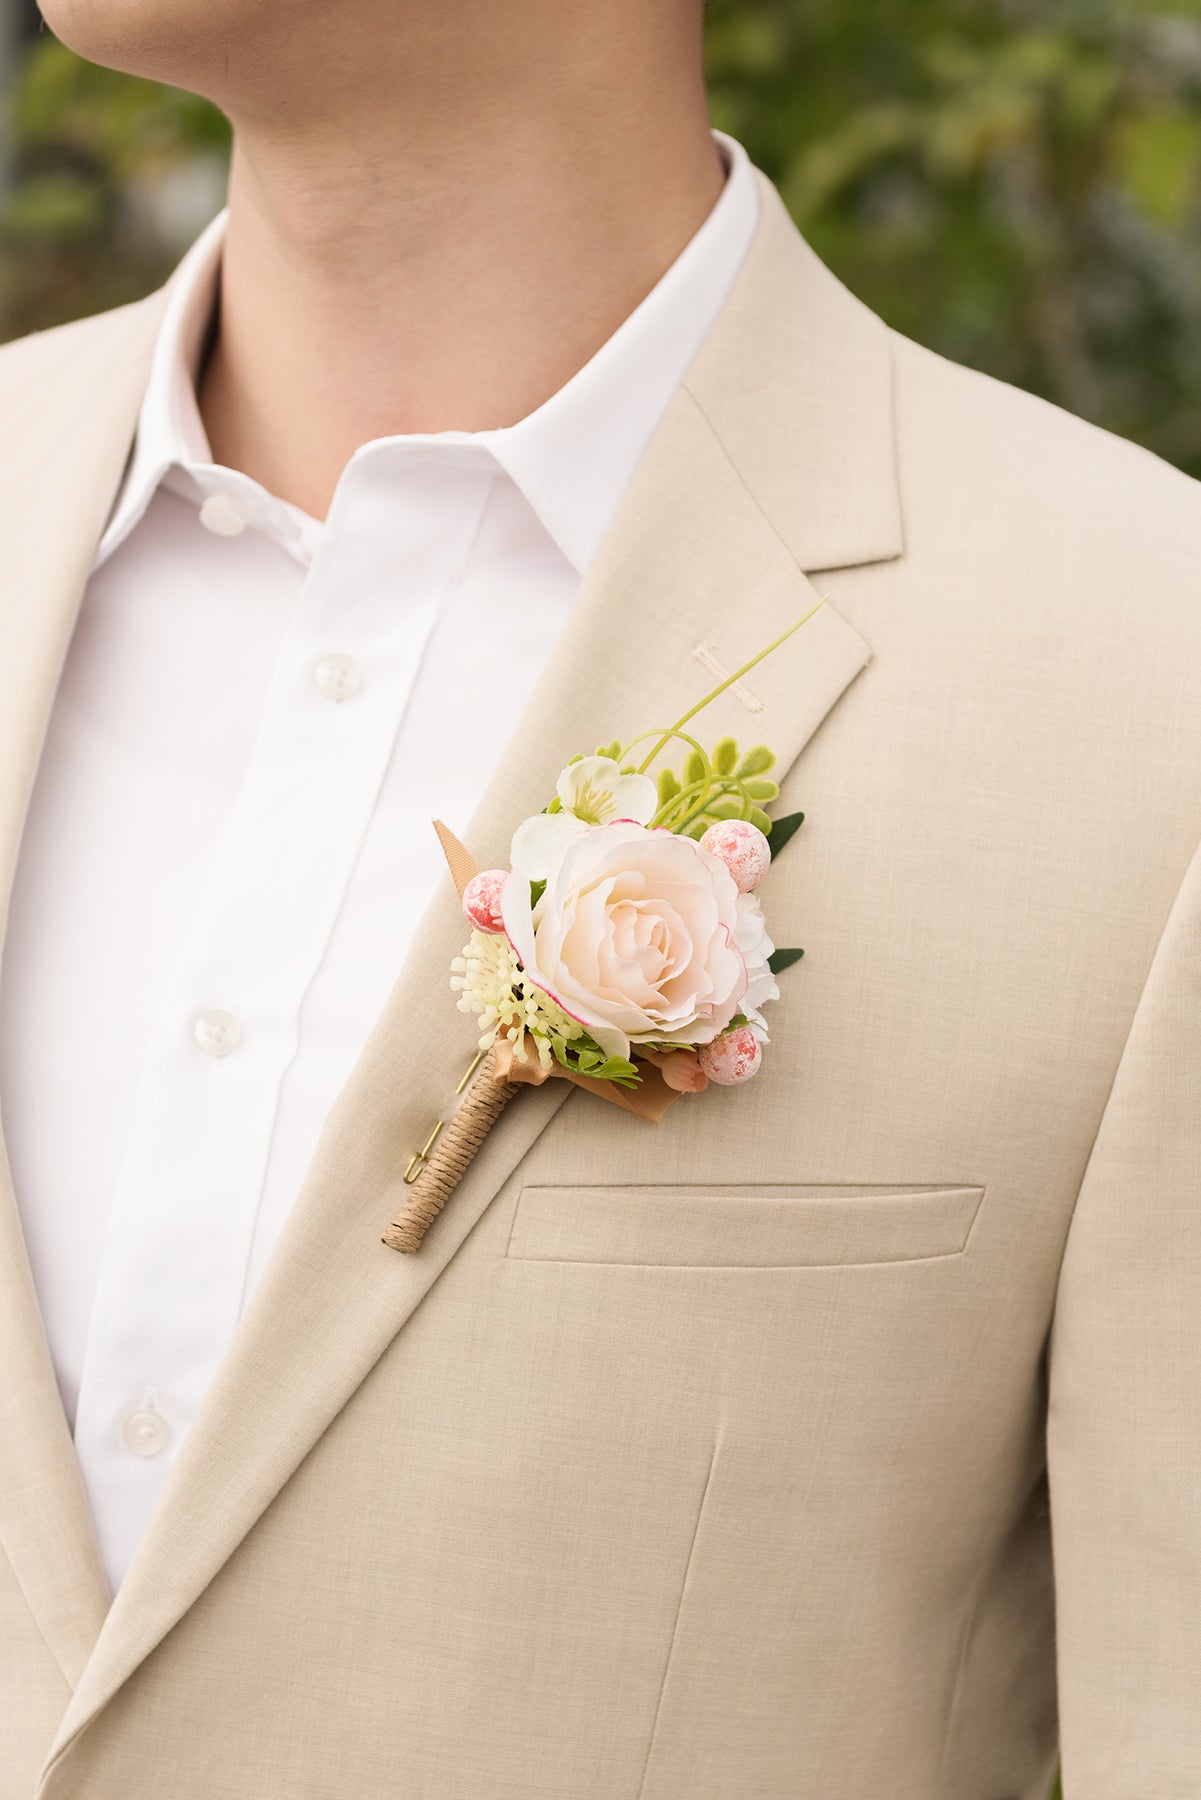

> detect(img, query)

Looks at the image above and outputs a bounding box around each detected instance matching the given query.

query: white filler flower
[510,756,658,880]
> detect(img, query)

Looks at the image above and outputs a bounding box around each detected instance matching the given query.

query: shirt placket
[71,449,494,1591]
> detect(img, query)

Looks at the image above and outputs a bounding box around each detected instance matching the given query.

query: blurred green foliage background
[2,0,1201,488]
[706,0,1201,478]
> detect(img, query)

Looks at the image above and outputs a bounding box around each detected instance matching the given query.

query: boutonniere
[382,600,824,1252]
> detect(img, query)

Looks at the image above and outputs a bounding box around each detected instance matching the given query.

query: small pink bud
[700,819,771,893]
[462,869,508,934]
[698,1026,762,1086]
[649,1049,709,1093]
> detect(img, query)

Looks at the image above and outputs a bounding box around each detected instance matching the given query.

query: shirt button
[313,653,362,702]
[122,1408,170,1458]
[198,493,247,537]
[193,1008,243,1058]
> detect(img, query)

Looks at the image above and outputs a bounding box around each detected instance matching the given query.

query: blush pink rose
[501,821,748,1061]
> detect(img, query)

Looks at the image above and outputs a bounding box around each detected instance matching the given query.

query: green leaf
[744,777,779,802]
[707,795,745,820]
[545,795,562,814]
[684,748,707,785]
[552,1034,641,1088]
[713,735,738,776]
[767,810,805,855]
[592,1056,641,1085]
[736,744,776,778]
[768,946,805,974]
[657,768,681,805]
[529,880,546,907]
[749,806,772,835]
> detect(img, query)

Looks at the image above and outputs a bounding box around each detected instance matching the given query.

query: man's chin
[37,0,251,90]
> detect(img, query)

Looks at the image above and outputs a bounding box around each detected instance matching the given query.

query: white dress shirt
[0,132,758,1594]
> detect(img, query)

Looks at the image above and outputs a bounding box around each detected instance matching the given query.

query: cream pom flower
[501,820,749,1061]
[510,756,658,881]
[451,930,582,1069]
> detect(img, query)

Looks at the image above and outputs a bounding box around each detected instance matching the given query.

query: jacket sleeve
[1048,830,1201,1796]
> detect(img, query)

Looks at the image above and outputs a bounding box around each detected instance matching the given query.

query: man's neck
[199,58,723,520]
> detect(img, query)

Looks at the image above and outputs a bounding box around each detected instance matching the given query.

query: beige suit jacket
[3,167,1201,1800]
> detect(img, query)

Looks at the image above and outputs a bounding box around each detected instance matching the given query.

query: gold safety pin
[402,1122,444,1185]
[401,1050,486,1184]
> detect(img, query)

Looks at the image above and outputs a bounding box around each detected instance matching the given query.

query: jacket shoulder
[889,328,1201,575]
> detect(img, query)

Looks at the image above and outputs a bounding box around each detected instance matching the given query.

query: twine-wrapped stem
[383,1043,519,1253]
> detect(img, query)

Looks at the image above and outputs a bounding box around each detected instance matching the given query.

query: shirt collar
[95,130,760,577]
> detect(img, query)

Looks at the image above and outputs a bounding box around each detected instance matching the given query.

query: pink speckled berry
[698,1025,762,1086]
[462,869,509,934]
[700,819,771,893]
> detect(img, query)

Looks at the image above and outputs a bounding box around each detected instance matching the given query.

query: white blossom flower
[510,755,658,881]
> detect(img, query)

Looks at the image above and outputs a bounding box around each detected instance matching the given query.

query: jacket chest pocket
[505,1182,985,1269]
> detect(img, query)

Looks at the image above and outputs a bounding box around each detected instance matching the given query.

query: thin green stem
[651,777,713,831]
[621,726,709,769]
[673,780,750,833]
[631,596,827,775]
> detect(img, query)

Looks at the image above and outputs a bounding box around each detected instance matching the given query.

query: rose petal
[506,820,752,1060]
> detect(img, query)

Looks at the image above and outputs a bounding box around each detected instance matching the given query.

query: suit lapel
[0,295,168,1687]
[685,176,904,575]
[37,172,903,1780]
